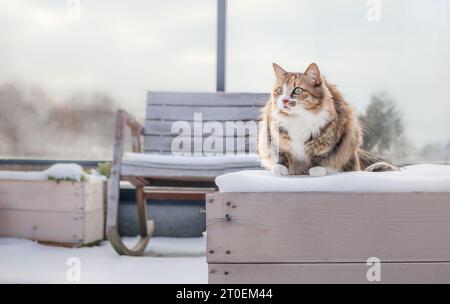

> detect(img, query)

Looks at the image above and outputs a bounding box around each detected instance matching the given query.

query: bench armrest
[113,110,144,162]
[122,110,144,153]
[107,110,151,256]
[110,109,144,180]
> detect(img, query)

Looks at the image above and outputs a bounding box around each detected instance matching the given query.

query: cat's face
[271,63,325,115]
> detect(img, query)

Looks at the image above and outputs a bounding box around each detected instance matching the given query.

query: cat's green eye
[275,87,283,95]
[293,87,303,95]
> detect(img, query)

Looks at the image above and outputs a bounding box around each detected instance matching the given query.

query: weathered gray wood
[144,121,257,136]
[209,263,450,284]
[0,209,103,244]
[121,165,224,181]
[0,180,104,245]
[82,181,105,212]
[143,135,255,154]
[121,163,261,181]
[136,186,149,237]
[83,209,105,244]
[206,192,450,263]
[146,105,261,122]
[108,93,269,256]
[147,92,268,106]
[144,186,215,201]
[143,92,265,155]
[0,180,103,212]
[106,110,153,256]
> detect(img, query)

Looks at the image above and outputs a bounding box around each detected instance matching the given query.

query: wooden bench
[106,92,268,255]
[206,192,450,283]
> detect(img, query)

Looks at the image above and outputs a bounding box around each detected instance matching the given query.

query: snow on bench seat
[215,164,450,193]
[121,153,262,179]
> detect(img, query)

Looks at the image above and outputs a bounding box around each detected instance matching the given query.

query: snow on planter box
[207,164,450,284]
[0,164,105,246]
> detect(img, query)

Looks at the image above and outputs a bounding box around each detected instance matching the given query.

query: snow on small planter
[0,164,106,246]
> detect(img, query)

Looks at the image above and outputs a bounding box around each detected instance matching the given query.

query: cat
[258,62,398,177]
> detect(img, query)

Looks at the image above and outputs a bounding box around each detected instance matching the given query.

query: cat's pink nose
[282,99,290,105]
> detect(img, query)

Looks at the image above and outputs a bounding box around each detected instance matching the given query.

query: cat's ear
[272,63,287,79]
[304,63,322,85]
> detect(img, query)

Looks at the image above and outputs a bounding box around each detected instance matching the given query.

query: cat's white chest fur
[272,106,329,162]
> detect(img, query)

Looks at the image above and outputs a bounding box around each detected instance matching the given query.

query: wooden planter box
[206,192,450,284]
[0,179,105,246]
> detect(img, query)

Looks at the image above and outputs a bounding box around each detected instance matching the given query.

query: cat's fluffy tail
[357,149,399,172]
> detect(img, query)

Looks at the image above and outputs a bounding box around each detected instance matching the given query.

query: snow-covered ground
[0,237,207,284]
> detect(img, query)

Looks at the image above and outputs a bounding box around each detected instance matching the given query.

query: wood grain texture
[0,180,104,212]
[209,263,450,284]
[0,180,104,244]
[80,181,104,212]
[146,105,262,122]
[147,92,269,107]
[206,192,450,263]
[143,92,265,155]
[0,209,102,244]
[83,209,105,244]
[143,135,255,154]
[121,165,222,180]
[144,120,258,136]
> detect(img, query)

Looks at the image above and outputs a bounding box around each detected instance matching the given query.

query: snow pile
[0,237,207,283]
[45,164,87,182]
[216,164,450,193]
[0,164,105,182]
[123,152,261,169]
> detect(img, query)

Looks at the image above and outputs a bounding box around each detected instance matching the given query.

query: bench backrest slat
[144,92,269,154]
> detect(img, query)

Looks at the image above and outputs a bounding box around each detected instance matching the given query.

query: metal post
[216,0,226,92]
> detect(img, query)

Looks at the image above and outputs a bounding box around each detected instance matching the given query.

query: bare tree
[0,82,119,159]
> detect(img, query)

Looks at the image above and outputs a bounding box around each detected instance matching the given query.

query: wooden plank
[81,181,104,212]
[143,135,256,154]
[145,192,206,201]
[144,186,214,201]
[144,120,259,136]
[83,210,105,244]
[122,178,216,189]
[121,162,260,180]
[147,92,269,107]
[0,210,85,244]
[121,164,222,180]
[145,186,216,193]
[0,180,103,212]
[206,192,450,263]
[146,105,261,122]
[209,263,450,284]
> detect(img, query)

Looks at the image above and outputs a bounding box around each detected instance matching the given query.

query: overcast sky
[0,0,449,148]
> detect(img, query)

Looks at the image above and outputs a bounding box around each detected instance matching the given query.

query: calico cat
[258,62,398,177]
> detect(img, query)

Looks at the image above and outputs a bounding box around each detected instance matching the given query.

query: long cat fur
[258,62,398,176]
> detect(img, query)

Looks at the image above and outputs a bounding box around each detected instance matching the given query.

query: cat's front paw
[309,166,327,177]
[271,164,289,176]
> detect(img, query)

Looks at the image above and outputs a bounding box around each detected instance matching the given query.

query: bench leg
[106,174,154,256]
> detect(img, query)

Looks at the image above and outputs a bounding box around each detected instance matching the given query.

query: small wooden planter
[206,192,450,284]
[0,179,105,246]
